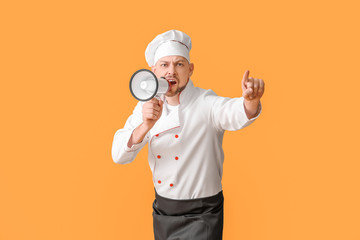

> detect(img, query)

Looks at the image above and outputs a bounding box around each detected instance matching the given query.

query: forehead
[157,55,188,63]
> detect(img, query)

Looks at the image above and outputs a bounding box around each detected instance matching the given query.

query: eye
[177,63,184,66]
[160,63,167,67]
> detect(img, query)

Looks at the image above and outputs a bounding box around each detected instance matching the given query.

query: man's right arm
[112,98,163,164]
[111,101,146,164]
[127,98,163,147]
[127,123,152,147]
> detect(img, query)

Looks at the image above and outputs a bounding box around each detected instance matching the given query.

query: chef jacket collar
[178,78,196,112]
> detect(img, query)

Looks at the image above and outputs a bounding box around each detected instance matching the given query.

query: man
[112,29,265,240]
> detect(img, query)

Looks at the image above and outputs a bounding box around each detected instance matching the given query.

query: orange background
[1,0,359,239]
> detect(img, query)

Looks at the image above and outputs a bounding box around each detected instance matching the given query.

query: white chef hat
[145,30,192,67]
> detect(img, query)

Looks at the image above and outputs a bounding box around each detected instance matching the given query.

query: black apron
[152,190,224,240]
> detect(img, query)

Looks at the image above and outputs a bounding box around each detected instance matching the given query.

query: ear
[151,65,156,73]
[189,63,194,77]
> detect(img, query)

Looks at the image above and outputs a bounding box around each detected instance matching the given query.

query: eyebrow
[159,59,186,63]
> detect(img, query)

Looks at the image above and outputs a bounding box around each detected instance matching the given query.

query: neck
[165,94,180,106]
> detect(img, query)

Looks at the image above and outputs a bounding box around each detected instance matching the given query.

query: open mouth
[168,79,177,85]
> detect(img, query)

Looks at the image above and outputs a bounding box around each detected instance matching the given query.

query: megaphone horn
[129,69,170,101]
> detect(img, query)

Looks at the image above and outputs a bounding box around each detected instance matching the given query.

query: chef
[112,29,265,240]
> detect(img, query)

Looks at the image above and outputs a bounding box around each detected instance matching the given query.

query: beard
[165,84,187,97]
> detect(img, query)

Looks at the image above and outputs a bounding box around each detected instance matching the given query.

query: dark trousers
[152,191,224,240]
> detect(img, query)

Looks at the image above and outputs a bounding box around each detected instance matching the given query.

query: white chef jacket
[112,79,261,200]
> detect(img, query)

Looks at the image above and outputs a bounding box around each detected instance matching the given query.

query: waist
[153,190,224,216]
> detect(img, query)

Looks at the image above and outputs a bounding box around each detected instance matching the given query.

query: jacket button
[170,183,174,187]
[158,180,161,184]
[175,135,179,138]
[175,156,179,160]
[157,155,161,159]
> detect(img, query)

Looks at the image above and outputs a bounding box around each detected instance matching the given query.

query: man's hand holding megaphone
[242,70,265,119]
[142,98,164,129]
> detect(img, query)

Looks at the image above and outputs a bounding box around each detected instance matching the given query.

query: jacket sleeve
[210,95,262,131]
[111,101,150,164]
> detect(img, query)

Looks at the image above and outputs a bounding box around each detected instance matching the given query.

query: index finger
[149,98,159,104]
[242,70,250,89]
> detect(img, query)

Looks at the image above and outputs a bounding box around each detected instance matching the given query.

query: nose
[166,63,176,76]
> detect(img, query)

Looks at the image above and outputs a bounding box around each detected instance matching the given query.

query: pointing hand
[241,70,265,102]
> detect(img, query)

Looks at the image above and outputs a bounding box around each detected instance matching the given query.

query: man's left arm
[210,69,264,131]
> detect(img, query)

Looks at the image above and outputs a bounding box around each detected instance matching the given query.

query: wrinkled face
[152,56,194,97]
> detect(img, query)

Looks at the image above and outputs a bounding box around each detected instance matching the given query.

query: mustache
[164,76,179,80]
